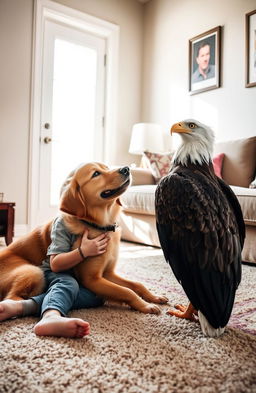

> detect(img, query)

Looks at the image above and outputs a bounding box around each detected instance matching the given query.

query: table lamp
[129,123,164,159]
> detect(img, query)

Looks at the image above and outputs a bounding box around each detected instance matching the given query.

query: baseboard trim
[15,224,28,237]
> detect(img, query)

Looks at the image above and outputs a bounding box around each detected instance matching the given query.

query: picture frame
[189,26,221,95]
[245,9,256,88]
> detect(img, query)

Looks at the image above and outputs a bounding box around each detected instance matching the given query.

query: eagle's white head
[171,119,215,166]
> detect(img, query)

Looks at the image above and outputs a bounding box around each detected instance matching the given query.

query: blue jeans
[31,269,103,317]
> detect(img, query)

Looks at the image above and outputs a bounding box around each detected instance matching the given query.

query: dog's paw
[153,295,168,304]
[141,304,161,314]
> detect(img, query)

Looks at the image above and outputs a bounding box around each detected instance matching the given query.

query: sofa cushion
[231,186,256,226]
[214,136,256,188]
[121,185,157,216]
[130,168,156,186]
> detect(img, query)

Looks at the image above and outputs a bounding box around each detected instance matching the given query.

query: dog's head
[60,162,131,221]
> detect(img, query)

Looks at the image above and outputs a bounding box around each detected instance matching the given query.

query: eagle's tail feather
[198,311,225,338]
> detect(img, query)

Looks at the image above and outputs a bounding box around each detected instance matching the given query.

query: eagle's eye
[188,123,196,129]
[92,171,100,178]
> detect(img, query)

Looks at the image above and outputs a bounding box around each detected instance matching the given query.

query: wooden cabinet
[0,202,15,245]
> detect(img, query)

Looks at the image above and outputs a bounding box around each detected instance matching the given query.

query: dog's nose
[119,166,130,176]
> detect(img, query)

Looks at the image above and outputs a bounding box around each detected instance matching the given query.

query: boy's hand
[80,229,109,257]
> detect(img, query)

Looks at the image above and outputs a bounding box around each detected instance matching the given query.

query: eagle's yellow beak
[171,122,191,135]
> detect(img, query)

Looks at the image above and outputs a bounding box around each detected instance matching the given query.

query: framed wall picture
[245,9,256,87]
[189,26,221,95]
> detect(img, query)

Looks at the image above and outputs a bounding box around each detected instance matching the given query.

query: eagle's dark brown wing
[155,168,244,329]
[216,177,245,249]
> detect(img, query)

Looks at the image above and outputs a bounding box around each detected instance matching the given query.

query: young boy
[0,215,109,338]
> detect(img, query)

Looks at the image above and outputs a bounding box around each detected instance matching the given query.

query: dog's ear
[59,178,87,219]
[60,169,76,197]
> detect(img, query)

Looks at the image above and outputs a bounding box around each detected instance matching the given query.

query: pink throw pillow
[143,151,173,183]
[213,153,225,178]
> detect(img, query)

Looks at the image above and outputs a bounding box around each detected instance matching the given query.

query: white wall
[142,0,256,148]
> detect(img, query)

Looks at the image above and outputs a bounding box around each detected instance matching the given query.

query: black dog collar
[80,219,118,232]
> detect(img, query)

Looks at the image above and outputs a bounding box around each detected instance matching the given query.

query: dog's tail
[1,256,45,301]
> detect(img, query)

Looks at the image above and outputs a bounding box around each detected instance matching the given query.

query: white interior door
[38,19,106,223]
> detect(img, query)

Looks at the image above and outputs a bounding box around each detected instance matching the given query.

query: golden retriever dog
[0,163,167,314]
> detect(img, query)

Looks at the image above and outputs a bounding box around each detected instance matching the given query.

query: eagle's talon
[174,304,186,312]
[166,302,197,321]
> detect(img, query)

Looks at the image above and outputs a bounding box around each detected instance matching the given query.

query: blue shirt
[41,216,79,272]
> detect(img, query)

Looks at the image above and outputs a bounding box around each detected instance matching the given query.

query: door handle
[43,136,52,144]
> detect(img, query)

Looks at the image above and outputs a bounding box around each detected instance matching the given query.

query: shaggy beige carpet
[1,252,256,393]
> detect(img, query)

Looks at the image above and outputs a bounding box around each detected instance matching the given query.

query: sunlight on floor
[120,241,163,259]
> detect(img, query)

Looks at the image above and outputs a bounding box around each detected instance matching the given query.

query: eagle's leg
[166,302,197,321]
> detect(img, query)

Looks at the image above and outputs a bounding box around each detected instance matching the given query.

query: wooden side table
[0,202,15,245]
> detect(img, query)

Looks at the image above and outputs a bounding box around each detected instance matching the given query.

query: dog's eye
[92,171,100,178]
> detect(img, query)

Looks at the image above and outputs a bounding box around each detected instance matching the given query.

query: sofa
[119,136,256,265]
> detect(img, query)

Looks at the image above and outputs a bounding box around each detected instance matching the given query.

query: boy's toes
[76,326,89,338]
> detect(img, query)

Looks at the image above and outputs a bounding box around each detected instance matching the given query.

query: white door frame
[28,0,119,230]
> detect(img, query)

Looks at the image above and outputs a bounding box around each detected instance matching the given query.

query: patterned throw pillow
[212,153,225,178]
[143,151,173,183]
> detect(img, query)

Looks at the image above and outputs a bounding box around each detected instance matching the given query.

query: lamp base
[140,155,149,169]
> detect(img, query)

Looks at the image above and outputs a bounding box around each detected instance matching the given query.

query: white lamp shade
[129,123,164,154]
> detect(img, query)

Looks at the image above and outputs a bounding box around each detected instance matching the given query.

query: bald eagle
[155,120,245,337]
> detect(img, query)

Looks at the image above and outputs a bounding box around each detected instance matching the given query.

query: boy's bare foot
[0,299,23,321]
[34,314,90,338]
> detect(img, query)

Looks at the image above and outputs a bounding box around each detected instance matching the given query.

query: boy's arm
[49,249,84,273]
[50,229,109,273]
